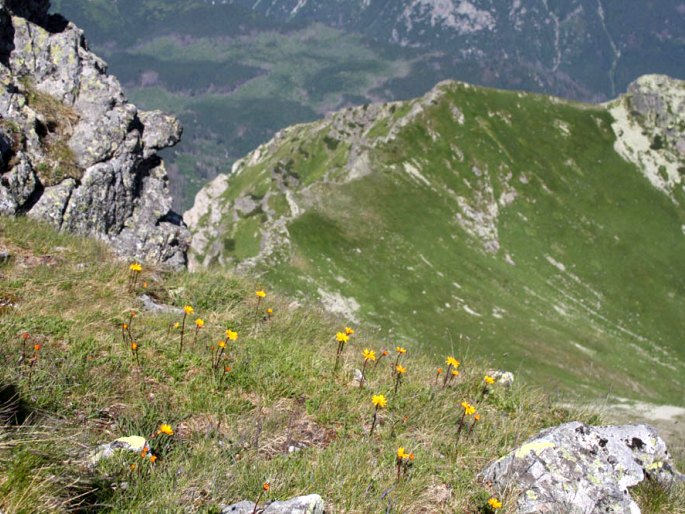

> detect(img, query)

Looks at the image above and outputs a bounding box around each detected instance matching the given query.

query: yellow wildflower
[363,348,376,362]
[149,455,157,464]
[474,413,481,422]
[263,482,270,491]
[395,346,407,354]
[225,329,238,341]
[396,364,407,375]
[488,498,502,509]
[183,305,194,315]
[461,401,476,416]
[446,356,460,368]
[451,369,460,377]
[129,263,142,272]
[195,318,205,328]
[266,308,273,314]
[344,326,355,335]
[336,332,349,344]
[130,342,138,351]
[397,447,409,459]
[173,322,180,329]
[218,340,226,349]
[437,367,443,375]
[158,424,173,436]
[371,394,387,408]
[256,290,267,298]
[484,375,496,385]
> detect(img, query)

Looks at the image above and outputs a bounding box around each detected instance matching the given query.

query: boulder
[89,435,147,466]
[481,422,684,513]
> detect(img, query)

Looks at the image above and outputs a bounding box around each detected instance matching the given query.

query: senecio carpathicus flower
[443,356,461,387]
[262,482,270,492]
[396,364,406,375]
[195,319,205,329]
[129,263,142,272]
[158,424,173,436]
[484,375,495,385]
[345,326,355,336]
[225,329,238,341]
[488,497,503,510]
[218,340,226,349]
[359,349,376,388]
[396,447,414,480]
[372,394,387,408]
[336,332,349,344]
[256,290,267,298]
[363,349,376,362]
[179,306,194,353]
[128,263,142,291]
[184,305,194,315]
[394,363,406,393]
[395,346,406,354]
[369,394,387,435]
[461,401,476,416]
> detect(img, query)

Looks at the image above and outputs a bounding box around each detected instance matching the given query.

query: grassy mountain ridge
[186,76,685,406]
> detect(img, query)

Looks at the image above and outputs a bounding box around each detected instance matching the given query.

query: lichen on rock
[481,421,684,513]
[0,0,189,268]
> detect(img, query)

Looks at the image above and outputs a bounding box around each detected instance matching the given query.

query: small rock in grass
[89,435,147,465]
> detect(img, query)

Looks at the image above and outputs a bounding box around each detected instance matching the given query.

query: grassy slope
[0,217,613,513]
[195,83,685,406]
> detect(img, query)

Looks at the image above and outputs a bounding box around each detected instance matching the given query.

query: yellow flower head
[183,305,194,315]
[408,452,415,461]
[262,482,270,492]
[451,369,460,377]
[397,447,409,459]
[266,308,273,315]
[446,356,460,368]
[396,364,407,375]
[195,318,205,328]
[130,342,138,351]
[488,498,502,510]
[371,394,387,409]
[395,346,407,354]
[225,329,238,341]
[363,348,376,362]
[474,413,481,422]
[159,424,174,436]
[484,375,496,385]
[149,455,157,464]
[129,263,142,272]
[122,323,128,330]
[461,401,476,416]
[256,290,267,298]
[344,326,355,335]
[218,340,226,349]
[336,332,349,344]
[382,349,389,356]
[437,367,443,375]
[173,322,180,329]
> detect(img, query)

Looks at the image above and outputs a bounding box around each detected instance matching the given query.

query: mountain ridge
[186,73,685,404]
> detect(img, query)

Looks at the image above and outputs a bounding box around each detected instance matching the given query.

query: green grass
[0,216,637,513]
[192,82,685,407]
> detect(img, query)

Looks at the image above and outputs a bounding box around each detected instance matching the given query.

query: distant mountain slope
[50,0,684,209]
[186,75,685,405]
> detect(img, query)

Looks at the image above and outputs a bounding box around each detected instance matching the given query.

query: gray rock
[0,0,190,269]
[263,494,324,514]
[138,294,184,315]
[139,110,182,159]
[88,435,148,466]
[0,245,10,264]
[221,495,324,514]
[481,422,684,514]
[486,370,515,388]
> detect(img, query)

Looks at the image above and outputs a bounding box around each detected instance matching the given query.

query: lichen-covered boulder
[221,494,325,514]
[0,0,190,268]
[481,422,684,513]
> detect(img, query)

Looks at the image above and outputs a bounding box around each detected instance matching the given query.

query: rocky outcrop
[0,0,189,268]
[481,422,684,513]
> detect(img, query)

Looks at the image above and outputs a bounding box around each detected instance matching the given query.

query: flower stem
[179,313,187,354]
[369,408,378,436]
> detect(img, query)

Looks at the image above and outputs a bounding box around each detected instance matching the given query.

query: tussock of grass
[0,217,683,512]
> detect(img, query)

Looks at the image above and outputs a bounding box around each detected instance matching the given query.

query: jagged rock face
[481,422,684,513]
[0,0,189,268]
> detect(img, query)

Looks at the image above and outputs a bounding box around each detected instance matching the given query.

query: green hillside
[0,218,616,512]
[187,77,685,406]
